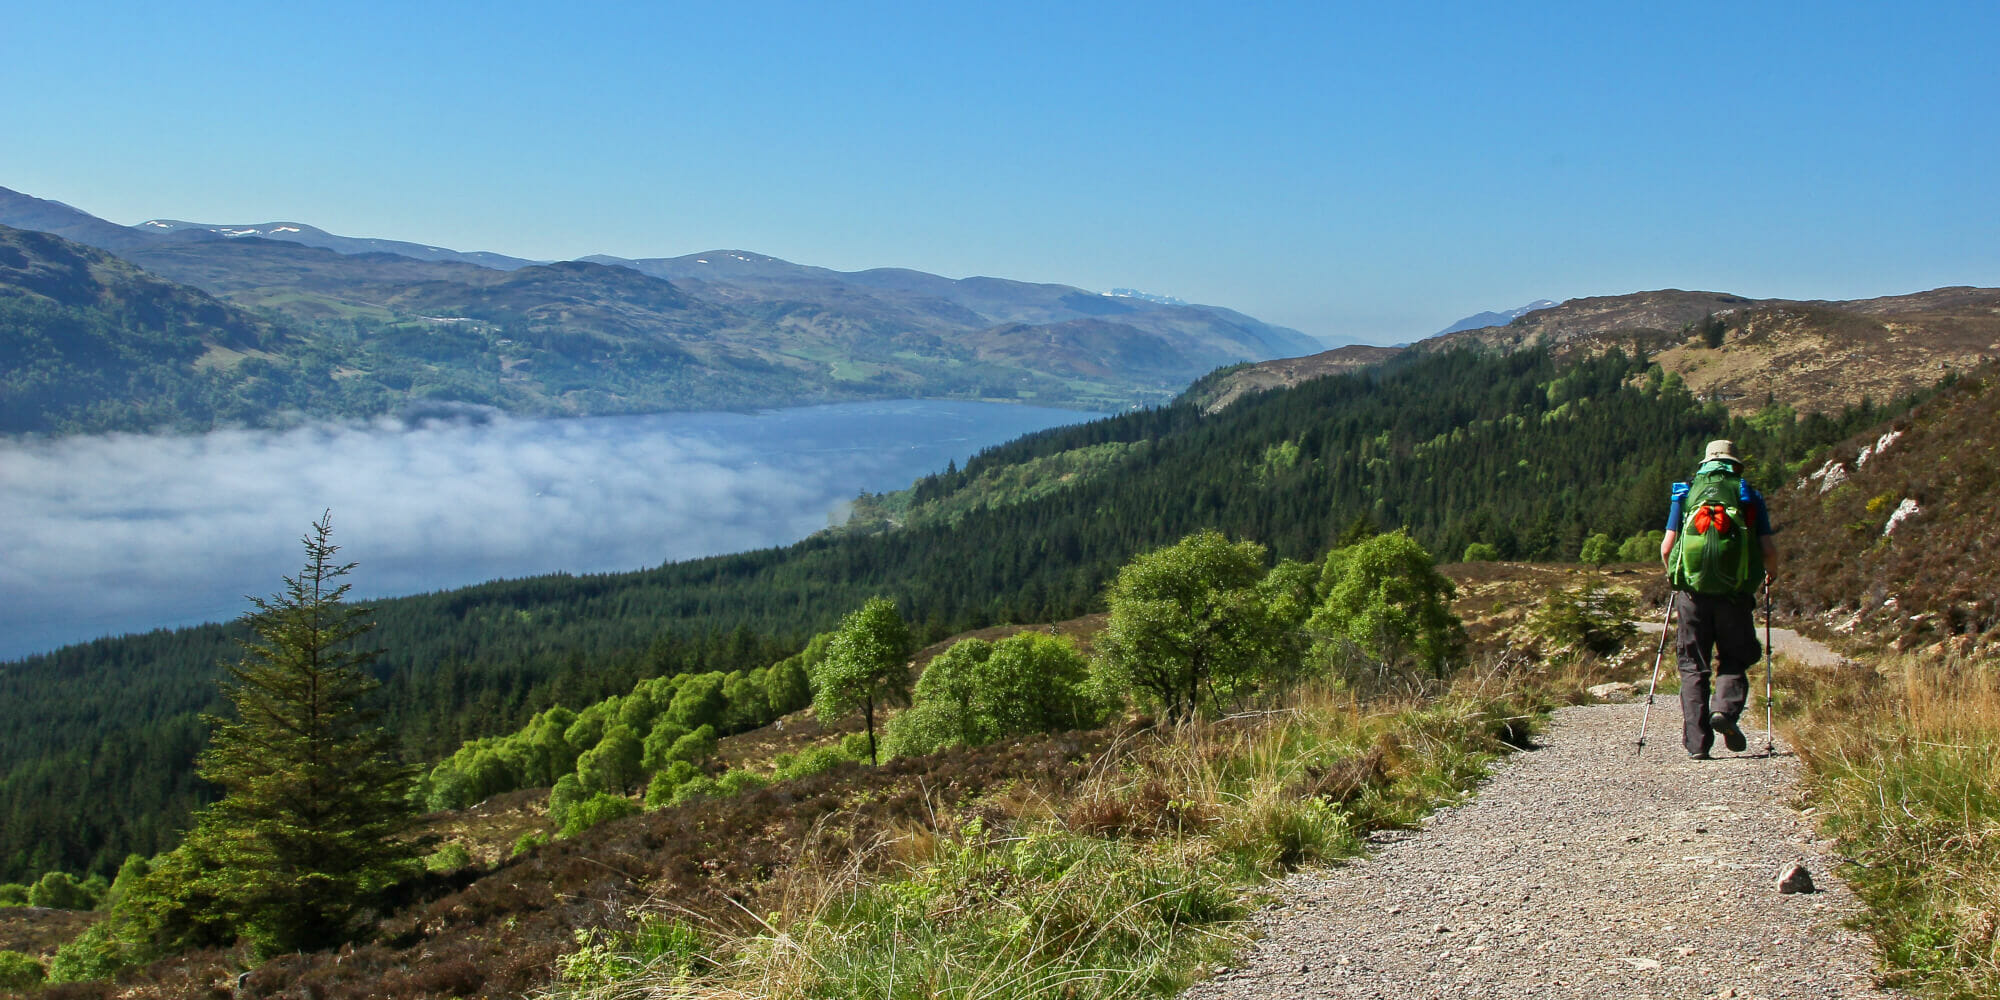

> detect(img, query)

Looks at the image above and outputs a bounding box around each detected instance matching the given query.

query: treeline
[0,344,1922,881]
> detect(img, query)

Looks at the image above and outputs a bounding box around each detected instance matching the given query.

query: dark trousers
[1674,590,1761,754]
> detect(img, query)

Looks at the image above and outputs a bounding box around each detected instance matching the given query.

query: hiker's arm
[1659,530,1678,568]
[1761,535,1779,578]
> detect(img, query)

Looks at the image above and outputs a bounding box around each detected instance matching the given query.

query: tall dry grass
[538,655,1611,1000]
[1788,653,2000,997]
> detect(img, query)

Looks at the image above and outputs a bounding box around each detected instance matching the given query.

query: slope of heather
[1771,361,2000,654]
[1198,286,2000,417]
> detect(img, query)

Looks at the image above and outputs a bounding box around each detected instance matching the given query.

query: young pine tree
[190,513,423,955]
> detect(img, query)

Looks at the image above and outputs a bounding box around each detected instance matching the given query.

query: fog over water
[0,400,1100,661]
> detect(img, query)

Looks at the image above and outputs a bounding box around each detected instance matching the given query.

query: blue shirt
[1667,472,1774,535]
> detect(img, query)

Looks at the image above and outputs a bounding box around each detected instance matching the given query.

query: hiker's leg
[1710,595,1760,721]
[1674,591,1714,755]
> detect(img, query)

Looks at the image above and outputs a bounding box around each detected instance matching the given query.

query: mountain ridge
[0,186,1320,428]
[1200,286,2000,416]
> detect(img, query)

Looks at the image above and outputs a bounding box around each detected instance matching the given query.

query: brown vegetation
[1772,362,2000,655]
[1202,286,2000,418]
[0,909,98,961]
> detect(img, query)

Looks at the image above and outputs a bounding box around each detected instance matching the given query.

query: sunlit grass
[1788,653,2000,998]
[541,655,1606,1000]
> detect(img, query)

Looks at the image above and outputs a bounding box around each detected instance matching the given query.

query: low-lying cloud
[0,402,1093,661]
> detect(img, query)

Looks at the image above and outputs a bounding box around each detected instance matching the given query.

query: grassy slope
[30,564,1632,999]
[1761,362,2000,997]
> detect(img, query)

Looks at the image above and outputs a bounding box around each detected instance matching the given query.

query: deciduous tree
[811,597,913,764]
[1309,530,1465,682]
[1093,530,1282,722]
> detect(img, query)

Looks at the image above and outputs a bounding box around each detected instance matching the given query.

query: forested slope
[0,345,1920,880]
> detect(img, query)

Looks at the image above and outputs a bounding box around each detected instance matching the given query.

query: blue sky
[3,1,1994,343]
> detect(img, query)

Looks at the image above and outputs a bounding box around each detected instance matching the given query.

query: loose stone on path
[1182,701,1896,1000]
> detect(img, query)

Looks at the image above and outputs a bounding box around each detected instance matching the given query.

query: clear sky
[3,1,1994,344]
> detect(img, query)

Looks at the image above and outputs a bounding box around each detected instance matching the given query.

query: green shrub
[424,842,472,873]
[644,759,703,808]
[558,916,710,986]
[1527,584,1639,656]
[576,723,643,794]
[0,883,26,906]
[511,832,545,857]
[1311,530,1466,683]
[46,923,131,983]
[1578,532,1615,566]
[639,721,691,772]
[548,773,586,829]
[715,769,769,796]
[666,725,718,766]
[837,730,877,760]
[885,631,1101,758]
[1616,530,1665,563]
[668,775,720,807]
[772,745,855,782]
[0,950,46,989]
[559,793,641,838]
[27,870,97,910]
[1462,542,1500,562]
[101,854,150,912]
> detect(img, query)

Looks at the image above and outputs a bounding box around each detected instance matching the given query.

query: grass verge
[538,656,1609,1000]
[1787,653,2000,997]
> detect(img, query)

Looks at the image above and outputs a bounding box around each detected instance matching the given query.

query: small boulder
[1588,681,1641,703]
[1776,863,1815,894]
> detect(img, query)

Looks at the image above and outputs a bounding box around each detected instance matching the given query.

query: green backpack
[1669,461,1764,596]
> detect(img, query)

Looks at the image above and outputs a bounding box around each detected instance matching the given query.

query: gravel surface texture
[1183,699,1894,1000]
[1635,620,1851,669]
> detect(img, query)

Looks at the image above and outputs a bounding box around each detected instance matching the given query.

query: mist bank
[0,400,1100,661]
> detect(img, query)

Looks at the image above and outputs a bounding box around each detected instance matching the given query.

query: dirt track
[1183,632,1891,1000]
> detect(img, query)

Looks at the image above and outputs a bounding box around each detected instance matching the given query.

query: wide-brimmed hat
[1703,439,1740,463]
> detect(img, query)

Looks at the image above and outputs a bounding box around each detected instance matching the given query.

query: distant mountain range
[0,185,1321,433]
[1436,300,1557,335]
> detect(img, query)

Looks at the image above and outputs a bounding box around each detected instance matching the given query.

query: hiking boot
[1688,750,1712,760]
[1712,712,1747,753]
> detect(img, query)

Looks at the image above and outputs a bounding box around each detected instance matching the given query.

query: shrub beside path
[1184,639,1893,1000]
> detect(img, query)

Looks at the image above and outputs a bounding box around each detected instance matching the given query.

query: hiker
[1659,439,1779,759]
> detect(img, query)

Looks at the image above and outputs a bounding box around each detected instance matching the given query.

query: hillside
[1198,286,2000,417]
[0,186,1319,428]
[1183,344,1402,413]
[0,555,1626,999]
[0,225,379,434]
[0,342,1918,882]
[1771,360,2000,656]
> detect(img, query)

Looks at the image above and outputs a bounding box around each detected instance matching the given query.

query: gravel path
[1183,698,1893,999]
[1635,620,1851,669]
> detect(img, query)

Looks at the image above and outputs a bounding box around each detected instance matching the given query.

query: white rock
[1588,681,1642,703]
[1883,497,1921,535]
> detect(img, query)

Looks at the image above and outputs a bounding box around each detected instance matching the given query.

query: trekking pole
[1763,577,1776,755]
[1636,591,1676,755]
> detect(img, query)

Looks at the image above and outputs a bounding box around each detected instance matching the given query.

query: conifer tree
[190,513,422,955]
